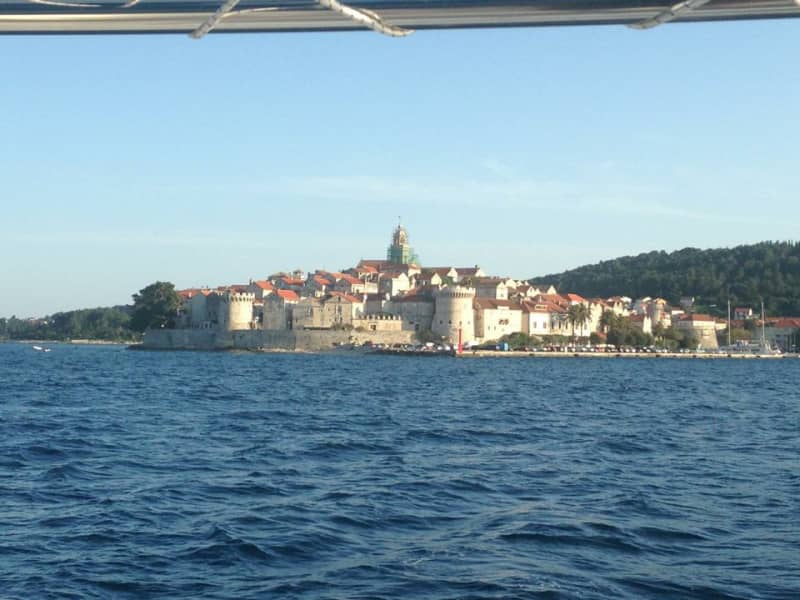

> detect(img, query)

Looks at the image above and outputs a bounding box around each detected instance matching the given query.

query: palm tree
[599,309,616,334]
[567,303,590,344]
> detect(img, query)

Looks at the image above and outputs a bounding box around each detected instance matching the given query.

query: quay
[457,350,793,359]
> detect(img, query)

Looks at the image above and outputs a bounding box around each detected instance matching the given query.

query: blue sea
[0,343,798,599]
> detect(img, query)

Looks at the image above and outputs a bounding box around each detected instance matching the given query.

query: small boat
[32,345,51,352]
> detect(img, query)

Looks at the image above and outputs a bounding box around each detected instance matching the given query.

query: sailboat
[720,299,780,356]
[755,301,781,356]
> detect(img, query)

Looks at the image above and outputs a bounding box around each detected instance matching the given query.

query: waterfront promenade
[459,349,793,359]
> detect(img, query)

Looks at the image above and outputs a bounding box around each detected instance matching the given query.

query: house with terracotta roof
[321,292,364,327]
[248,280,275,300]
[473,298,523,341]
[423,267,458,282]
[415,271,443,289]
[520,300,554,337]
[334,273,377,295]
[454,266,485,282]
[762,317,800,351]
[514,285,540,299]
[275,276,305,291]
[605,297,630,315]
[357,259,392,272]
[262,289,300,330]
[378,271,412,296]
[305,274,334,297]
[527,283,558,296]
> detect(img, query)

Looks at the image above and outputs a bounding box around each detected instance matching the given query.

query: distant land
[530,241,800,317]
[3,240,799,343]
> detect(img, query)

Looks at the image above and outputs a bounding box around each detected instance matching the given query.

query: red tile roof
[769,317,800,328]
[474,298,521,310]
[680,314,715,322]
[423,267,455,277]
[251,280,274,290]
[276,290,299,301]
[326,291,363,304]
[358,259,392,271]
[280,277,305,286]
[339,274,361,285]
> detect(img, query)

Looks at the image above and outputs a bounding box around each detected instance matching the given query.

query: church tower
[386,222,418,265]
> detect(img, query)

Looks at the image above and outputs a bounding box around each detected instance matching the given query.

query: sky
[1,19,799,317]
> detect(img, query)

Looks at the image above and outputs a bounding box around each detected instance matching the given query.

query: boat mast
[727,298,731,347]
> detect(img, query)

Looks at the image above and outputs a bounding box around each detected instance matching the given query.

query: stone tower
[218,290,255,331]
[432,285,476,344]
[386,223,418,265]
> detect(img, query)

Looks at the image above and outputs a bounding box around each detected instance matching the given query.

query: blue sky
[1,20,799,317]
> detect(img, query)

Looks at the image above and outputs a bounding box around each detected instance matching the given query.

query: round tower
[432,285,476,344]
[219,291,255,331]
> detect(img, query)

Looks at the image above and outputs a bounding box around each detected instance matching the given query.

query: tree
[567,303,590,343]
[130,281,181,332]
[599,309,615,333]
[529,241,800,315]
[652,322,666,344]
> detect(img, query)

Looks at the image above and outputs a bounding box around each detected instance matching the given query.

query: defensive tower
[432,285,476,344]
[218,291,256,331]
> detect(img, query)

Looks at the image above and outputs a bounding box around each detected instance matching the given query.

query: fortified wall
[142,327,415,351]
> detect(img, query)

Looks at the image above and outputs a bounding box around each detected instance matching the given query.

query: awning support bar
[318,0,413,37]
[190,0,241,38]
[190,0,411,39]
[628,0,712,29]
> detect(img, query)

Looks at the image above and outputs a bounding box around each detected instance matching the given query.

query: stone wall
[142,327,415,352]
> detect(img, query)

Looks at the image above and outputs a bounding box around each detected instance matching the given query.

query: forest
[0,307,137,342]
[530,241,800,316]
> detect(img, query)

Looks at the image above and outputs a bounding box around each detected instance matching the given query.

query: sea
[0,343,798,599]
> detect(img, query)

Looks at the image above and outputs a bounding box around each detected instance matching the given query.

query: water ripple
[0,344,798,598]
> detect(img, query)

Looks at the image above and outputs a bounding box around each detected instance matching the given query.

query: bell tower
[386,219,418,265]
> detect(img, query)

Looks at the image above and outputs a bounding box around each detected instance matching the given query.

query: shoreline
[457,350,792,359]
[3,339,134,346]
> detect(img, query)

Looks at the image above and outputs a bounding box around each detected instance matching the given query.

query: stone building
[386,223,418,265]
[386,289,435,333]
[431,285,476,344]
[262,289,299,330]
[473,298,522,342]
[675,314,719,350]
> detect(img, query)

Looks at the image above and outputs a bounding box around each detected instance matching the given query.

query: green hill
[530,241,800,316]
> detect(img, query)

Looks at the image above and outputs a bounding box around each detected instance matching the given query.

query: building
[473,298,522,342]
[761,318,800,351]
[675,314,719,350]
[431,286,476,344]
[386,223,418,265]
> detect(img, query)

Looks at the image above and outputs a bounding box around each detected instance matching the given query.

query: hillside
[530,241,800,316]
[0,306,137,342]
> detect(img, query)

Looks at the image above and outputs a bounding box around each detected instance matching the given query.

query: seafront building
[150,223,790,351]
